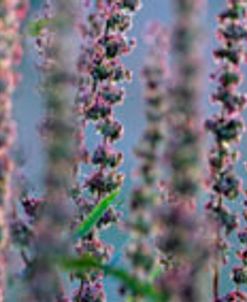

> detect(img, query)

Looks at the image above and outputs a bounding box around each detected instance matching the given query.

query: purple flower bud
[238,228,247,245]
[232,266,247,284]
[22,197,44,217]
[217,290,247,302]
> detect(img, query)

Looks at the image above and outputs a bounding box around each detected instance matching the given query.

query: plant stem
[0,1,28,300]
[213,253,219,301]
[27,0,77,300]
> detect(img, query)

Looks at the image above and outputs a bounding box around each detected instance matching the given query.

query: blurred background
[13,0,246,300]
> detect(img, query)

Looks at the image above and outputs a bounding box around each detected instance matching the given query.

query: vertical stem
[158,1,207,301]
[213,193,222,301]
[213,252,219,301]
[0,1,28,300]
[212,236,220,301]
[72,1,141,300]
[169,0,204,200]
[27,1,77,300]
[205,1,247,300]
[213,194,222,301]
[126,23,168,300]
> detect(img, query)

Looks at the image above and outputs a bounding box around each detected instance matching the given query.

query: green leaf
[148,266,163,282]
[60,255,169,302]
[61,254,102,271]
[73,189,120,240]
[28,19,51,37]
[103,265,168,302]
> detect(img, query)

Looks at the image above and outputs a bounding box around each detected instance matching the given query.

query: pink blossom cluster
[71,1,141,301]
[166,0,204,200]
[16,1,77,300]
[0,1,29,301]
[206,0,247,300]
[2,1,247,301]
[125,22,168,300]
[152,1,208,301]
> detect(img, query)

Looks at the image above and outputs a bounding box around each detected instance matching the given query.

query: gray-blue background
[14,0,246,300]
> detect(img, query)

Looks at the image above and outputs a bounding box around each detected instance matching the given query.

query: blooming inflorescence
[205,0,247,300]
[153,1,208,301]
[125,22,168,301]
[167,0,204,200]
[72,1,141,301]
[21,1,77,300]
[1,1,247,301]
[0,0,28,300]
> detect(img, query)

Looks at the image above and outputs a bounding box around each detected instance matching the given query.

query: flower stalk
[205,1,247,300]
[71,1,141,301]
[125,22,168,301]
[167,0,204,200]
[0,0,28,300]
[24,1,77,300]
[154,1,208,301]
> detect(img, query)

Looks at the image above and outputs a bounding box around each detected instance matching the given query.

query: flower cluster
[154,199,209,302]
[153,1,208,301]
[19,1,76,300]
[0,0,28,300]
[166,0,204,199]
[205,0,247,300]
[217,290,247,302]
[224,180,247,300]
[72,1,141,301]
[10,192,45,297]
[4,1,247,301]
[124,23,168,301]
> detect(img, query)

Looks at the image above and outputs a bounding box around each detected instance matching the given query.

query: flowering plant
[1,1,247,302]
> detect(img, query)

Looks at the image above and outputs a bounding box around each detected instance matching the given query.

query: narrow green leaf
[149,266,163,282]
[28,19,51,37]
[73,189,120,240]
[61,254,102,271]
[103,265,168,302]
[60,255,169,302]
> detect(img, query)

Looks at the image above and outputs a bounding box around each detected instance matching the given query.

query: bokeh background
[13,0,246,300]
